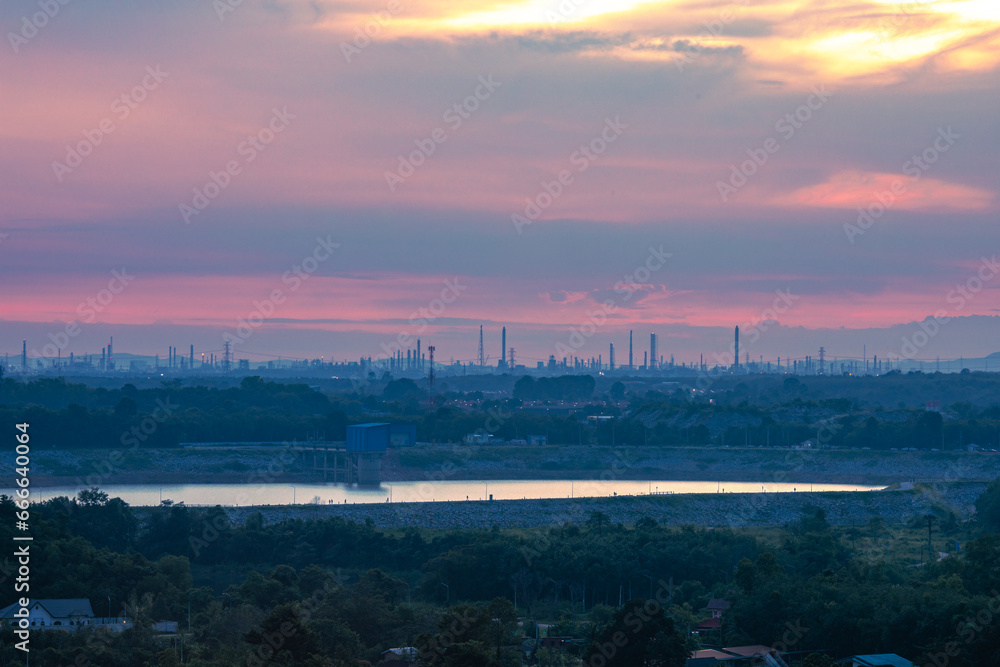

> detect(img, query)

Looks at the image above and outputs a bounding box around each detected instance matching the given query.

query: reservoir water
[29,480,883,507]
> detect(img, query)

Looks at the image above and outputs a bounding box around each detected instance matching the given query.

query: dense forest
[0,373,998,450]
[3,483,1000,665]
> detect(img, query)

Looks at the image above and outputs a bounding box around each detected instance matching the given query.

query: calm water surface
[30,480,883,506]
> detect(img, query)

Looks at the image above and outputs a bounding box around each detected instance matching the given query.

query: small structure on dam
[302,423,415,485]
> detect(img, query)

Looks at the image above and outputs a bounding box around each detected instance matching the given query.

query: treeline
[686,369,1000,409]
[513,375,596,401]
[2,375,999,450]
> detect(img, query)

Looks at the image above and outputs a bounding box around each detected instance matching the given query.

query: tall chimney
[501,327,506,367]
[734,326,739,369]
[629,330,633,370]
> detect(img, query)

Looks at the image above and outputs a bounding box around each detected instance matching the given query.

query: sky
[1,0,999,367]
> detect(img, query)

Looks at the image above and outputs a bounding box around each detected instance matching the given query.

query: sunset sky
[2,0,998,366]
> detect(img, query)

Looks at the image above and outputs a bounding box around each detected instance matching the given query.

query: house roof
[722,646,776,657]
[691,646,777,661]
[696,618,722,629]
[844,655,914,667]
[706,598,731,611]
[692,649,738,660]
[0,599,95,619]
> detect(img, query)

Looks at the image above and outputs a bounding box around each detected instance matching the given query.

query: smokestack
[480,327,485,366]
[417,339,421,370]
[190,345,194,368]
[22,339,27,371]
[650,333,657,370]
[629,330,633,370]
[610,343,615,371]
[734,326,739,369]
[109,337,113,370]
[501,326,506,367]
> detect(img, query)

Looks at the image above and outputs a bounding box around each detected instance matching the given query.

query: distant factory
[5,322,986,380]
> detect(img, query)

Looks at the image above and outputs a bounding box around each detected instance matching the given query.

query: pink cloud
[778,170,996,211]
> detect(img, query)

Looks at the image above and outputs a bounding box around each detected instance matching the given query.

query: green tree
[803,654,836,667]
[583,599,687,667]
[975,479,1000,530]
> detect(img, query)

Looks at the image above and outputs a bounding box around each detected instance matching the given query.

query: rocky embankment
[191,483,983,530]
[30,446,1000,487]
[384,446,1000,485]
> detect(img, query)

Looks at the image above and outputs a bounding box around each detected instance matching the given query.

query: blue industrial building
[346,423,391,452]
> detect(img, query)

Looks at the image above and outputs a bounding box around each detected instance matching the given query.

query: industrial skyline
[1,0,997,378]
[6,323,998,377]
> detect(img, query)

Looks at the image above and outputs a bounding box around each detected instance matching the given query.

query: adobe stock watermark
[921,591,1000,667]
[7,0,71,54]
[213,0,247,22]
[377,277,467,361]
[51,66,169,182]
[179,107,295,224]
[189,445,300,558]
[717,85,833,202]
[555,244,670,357]
[683,286,799,398]
[866,0,933,55]
[29,268,135,360]
[385,75,501,192]
[222,236,340,346]
[544,0,589,24]
[844,127,960,244]
[674,0,750,71]
[512,116,627,234]
[710,288,798,369]
[245,572,349,667]
[341,0,402,62]
[740,288,798,346]
[899,255,997,359]
[584,579,676,667]
[75,397,179,488]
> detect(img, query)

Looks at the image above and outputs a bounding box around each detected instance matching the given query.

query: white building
[0,599,132,632]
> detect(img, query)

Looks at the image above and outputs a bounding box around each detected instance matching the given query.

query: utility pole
[927,515,934,563]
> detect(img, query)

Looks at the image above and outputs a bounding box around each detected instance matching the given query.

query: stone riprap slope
[200,483,983,531]
[385,446,1000,485]
[31,446,1000,487]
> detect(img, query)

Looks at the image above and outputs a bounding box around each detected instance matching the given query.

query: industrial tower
[478,325,485,368]
[501,327,506,369]
[734,326,739,370]
[427,345,436,399]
